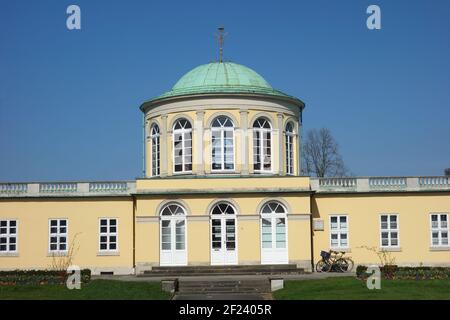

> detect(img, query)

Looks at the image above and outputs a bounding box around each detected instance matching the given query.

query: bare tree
[302,128,348,177]
[445,168,450,176]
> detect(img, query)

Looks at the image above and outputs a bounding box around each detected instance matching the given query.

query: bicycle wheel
[345,258,354,272]
[336,258,349,272]
[315,259,331,273]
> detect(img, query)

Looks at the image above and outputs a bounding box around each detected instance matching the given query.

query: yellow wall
[134,193,312,269]
[136,176,310,192]
[2,185,449,274]
[312,192,450,266]
[0,198,134,274]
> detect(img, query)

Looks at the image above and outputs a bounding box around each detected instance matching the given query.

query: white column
[161,114,168,177]
[240,110,249,175]
[297,119,302,176]
[195,111,205,175]
[277,113,284,175]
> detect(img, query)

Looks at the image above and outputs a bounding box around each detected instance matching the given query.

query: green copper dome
[148,62,301,102]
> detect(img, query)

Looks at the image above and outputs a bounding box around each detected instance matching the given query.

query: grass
[0,279,171,300]
[274,277,450,300]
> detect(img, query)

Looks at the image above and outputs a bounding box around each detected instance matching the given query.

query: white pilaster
[161,114,168,177]
[240,110,249,175]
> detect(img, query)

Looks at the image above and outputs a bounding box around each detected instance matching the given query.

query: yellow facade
[0,197,134,274]
[312,192,450,266]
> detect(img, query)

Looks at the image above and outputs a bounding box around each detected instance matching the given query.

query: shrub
[356,266,450,280]
[0,269,91,286]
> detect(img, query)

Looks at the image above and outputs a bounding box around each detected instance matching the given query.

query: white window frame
[0,220,18,254]
[99,218,119,252]
[285,123,295,175]
[48,219,68,254]
[211,116,235,172]
[150,124,160,177]
[380,214,400,248]
[253,118,273,174]
[430,213,449,247]
[172,119,193,174]
[329,215,349,249]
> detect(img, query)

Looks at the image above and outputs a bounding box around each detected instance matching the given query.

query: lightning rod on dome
[215,26,228,63]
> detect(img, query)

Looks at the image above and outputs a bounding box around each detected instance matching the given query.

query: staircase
[177,279,271,294]
[139,264,304,277]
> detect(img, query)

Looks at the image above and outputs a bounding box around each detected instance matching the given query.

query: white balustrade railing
[0,183,28,193]
[0,181,135,197]
[369,177,407,189]
[89,182,129,193]
[312,176,450,192]
[419,176,449,188]
[39,183,78,193]
[319,177,357,188]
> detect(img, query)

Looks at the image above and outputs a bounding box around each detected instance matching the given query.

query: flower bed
[356,265,450,280]
[0,269,91,286]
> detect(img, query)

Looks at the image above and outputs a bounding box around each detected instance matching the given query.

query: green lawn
[0,279,171,300]
[274,277,450,300]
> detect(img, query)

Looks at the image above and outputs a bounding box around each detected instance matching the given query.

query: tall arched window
[210,202,237,265]
[253,117,272,173]
[211,116,234,171]
[150,124,160,176]
[160,203,187,266]
[260,201,288,264]
[285,122,295,175]
[173,118,192,173]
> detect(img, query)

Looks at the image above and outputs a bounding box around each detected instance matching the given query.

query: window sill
[429,246,450,251]
[329,248,351,253]
[0,252,19,257]
[97,251,120,256]
[47,252,68,257]
[379,247,402,252]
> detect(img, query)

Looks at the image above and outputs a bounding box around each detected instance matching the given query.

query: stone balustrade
[0,177,448,197]
[311,176,450,193]
[0,181,136,197]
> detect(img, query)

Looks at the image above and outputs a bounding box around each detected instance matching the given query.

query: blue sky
[1,0,449,181]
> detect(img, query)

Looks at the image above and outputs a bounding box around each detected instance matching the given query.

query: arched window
[150,124,160,176]
[285,122,295,175]
[210,202,237,265]
[160,203,187,266]
[260,201,288,264]
[253,117,272,173]
[211,116,234,171]
[173,119,192,173]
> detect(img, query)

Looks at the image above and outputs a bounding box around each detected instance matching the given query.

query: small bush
[356,266,450,280]
[0,269,91,286]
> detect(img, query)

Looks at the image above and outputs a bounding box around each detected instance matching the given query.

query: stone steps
[139,264,304,277]
[178,279,271,294]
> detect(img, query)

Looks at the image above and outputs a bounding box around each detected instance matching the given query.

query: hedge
[356,265,450,280]
[0,269,91,286]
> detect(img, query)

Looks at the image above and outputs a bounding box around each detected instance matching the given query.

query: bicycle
[315,250,354,273]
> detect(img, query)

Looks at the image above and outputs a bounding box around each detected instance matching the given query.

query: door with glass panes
[210,203,237,265]
[260,201,288,264]
[160,204,187,266]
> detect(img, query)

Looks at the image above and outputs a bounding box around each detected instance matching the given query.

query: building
[1,60,449,275]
